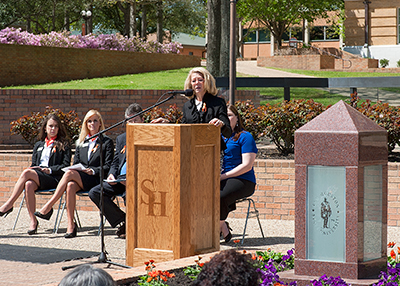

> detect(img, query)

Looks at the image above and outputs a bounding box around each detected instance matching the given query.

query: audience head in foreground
[59,264,116,286]
[193,249,259,286]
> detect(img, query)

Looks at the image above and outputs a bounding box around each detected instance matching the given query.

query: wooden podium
[125,123,220,267]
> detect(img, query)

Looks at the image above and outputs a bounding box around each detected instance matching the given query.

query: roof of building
[171,33,206,47]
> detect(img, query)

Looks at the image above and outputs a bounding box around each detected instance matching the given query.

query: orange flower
[243,250,247,254]
[149,259,155,263]
[267,248,271,252]
[388,242,396,248]
[252,254,257,260]
[274,283,283,286]
[397,247,400,255]
[198,263,204,267]
[391,249,396,259]
[144,261,150,265]
[233,239,240,244]
[147,277,152,282]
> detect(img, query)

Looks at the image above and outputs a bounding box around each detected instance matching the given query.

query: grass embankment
[4,66,400,106]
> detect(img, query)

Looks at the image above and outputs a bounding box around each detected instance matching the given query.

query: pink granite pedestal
[293,101,388,281]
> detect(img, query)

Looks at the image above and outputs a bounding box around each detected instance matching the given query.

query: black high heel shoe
[27,220,39,235]
[64,223,78,238]
[223,221,232,243]
[34,208,53,221]
[0,207,13,217]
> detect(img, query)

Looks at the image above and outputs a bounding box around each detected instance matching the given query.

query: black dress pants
[89,182,126,228]
[220,178,256,220]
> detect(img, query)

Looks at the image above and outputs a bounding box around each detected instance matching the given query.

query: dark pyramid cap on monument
[295,100,387,165]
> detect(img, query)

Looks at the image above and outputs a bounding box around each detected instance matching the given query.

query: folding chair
[13,188,64,233]
[235,197,265,244]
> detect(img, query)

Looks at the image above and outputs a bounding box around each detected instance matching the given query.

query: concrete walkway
[235,60,400,106]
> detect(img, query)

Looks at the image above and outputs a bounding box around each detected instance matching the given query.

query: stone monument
[290,100,387,283]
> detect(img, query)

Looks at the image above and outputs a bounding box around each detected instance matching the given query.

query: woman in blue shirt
[220,104,258,243]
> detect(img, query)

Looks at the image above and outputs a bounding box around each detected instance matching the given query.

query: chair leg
[13,191,26,231]
[241,199,252,245]
[52,194,64,233]
[250,198,265,239]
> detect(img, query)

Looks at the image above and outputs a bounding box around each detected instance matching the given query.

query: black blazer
[73,135,114,177]
[31,141,72,176]
[182,93,232,138]
[108,133,126,178]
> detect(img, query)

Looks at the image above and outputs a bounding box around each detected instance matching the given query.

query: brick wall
[0,43,200,87]
[0,89,260,145]
[3,155,400,226]
[258,55,381,71]
[257,55,335,70]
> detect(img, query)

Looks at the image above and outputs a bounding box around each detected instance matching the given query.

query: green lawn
[4,68,194,90]
[4,66,396,106]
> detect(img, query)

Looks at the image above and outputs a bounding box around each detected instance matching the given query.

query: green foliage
[261,99,328,155]
[380,58,389,68]
[138,260,175,286]
[254,248,295,272]
[10,106,81,146]
[183,256,204,280]
[397,59,400,68]
[348,93,400,153]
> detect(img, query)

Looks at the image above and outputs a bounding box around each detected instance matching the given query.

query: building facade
[344,0,400,67]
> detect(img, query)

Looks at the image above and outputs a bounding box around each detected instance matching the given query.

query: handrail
[309,45,352,69]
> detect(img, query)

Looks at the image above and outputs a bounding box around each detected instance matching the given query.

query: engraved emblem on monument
[310,188,341,236]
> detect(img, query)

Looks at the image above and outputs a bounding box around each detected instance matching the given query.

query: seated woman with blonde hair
[35,110,114,238]
[0,113,71,235]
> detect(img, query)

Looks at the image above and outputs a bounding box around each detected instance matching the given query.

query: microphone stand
[62,91,184,271]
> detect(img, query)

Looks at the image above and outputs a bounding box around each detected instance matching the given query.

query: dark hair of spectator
[193,249,259,286]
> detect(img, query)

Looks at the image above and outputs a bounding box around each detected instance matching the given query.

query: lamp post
[81,10,92,36]
[229,0,237,104]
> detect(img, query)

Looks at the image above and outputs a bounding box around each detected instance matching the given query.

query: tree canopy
[237,0,344,48]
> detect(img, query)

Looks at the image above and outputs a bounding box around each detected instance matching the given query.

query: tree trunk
[141,4,147,39]
[129,2,136,38]
[156,0,163,42]
[206,0,221,77]
[219,0,229,78]
[118,2,130,36]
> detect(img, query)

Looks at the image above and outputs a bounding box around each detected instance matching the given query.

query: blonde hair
[76,110,105,146]
[184,67,218,97]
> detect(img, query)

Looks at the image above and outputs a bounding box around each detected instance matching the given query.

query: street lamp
[81,10,92,36]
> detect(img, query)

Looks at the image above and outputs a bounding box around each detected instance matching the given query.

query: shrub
[235,100,267,140]
[260,99,328,155]
[10,106,81,146]
[348,93,400,153]
[380,58,389,68]
[0,27,182,54]
[397,59,400,68]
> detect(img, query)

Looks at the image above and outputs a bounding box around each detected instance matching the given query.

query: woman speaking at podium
[35,110,114,238]
[152,67,232,139]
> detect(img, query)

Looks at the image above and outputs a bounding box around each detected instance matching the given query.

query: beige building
[344,0,400,67]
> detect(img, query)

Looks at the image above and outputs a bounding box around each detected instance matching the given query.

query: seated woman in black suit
[35,110,114,238]
[0,114,71,235]
[152,67,232,139]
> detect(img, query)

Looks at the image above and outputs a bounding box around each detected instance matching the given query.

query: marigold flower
[252,254,257,260]
[199,263,204,267]
[149,259,155,263]
[147,277,152,282]
[397,247,400,254]
[388,242,396,248]
[391,249,396,259]
[144,261,150,265]
[233,239,240,244]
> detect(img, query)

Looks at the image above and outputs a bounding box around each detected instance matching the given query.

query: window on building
[258,29,271,42]
[310,26,339,41]
[242,29,257,43]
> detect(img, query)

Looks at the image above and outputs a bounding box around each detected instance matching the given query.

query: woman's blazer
[182,92,232,138]
[31,141,72,176]
[73,135,114,177]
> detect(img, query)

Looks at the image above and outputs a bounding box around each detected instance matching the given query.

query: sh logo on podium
[140,179,167,217]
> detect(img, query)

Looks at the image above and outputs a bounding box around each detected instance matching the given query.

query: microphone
[168,89,193,96]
